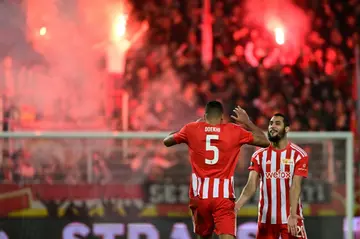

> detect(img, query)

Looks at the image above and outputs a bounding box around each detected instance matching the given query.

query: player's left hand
[287,214,303,236]
[231,106,250,124]
[234,202,242,212]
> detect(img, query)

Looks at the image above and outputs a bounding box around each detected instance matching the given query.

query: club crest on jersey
[281,158,294,165]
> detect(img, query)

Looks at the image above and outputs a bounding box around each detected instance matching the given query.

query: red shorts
[257,220,307,239]
[189,197,236,237]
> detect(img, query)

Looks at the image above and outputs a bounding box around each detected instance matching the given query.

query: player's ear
[285,126,290,133]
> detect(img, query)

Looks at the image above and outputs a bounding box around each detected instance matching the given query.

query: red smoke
[243,0,310,51]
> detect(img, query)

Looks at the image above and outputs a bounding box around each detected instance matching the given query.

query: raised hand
[230,106,250,125]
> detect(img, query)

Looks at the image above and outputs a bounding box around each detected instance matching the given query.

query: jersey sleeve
[294,155,309,178]
[235,124,254,145]
[173,124,188,144]
[248,153,261,173]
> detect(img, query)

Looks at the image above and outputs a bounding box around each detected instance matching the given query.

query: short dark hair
[273,113,290,127]
[205,101,224,117]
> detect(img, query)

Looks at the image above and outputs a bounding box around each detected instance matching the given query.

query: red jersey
[249,142,309,224]
[173,122,254,199]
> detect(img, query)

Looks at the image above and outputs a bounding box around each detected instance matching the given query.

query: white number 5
[205,135,219,165]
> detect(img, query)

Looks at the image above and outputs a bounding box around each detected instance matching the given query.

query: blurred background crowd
[123,0,358,132]
[0,0,359,186]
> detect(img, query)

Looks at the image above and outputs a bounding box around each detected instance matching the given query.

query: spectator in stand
[92,152,112,184]
[15,151,35,184]
[121,0,357,133]
[0,151,14,183]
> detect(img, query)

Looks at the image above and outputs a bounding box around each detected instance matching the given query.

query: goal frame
[0,131,354,239]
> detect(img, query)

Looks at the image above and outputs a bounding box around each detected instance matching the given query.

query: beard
[267,129,286,142]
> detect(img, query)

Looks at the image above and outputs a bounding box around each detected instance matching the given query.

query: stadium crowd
[123,0,358,132]
[0,0,359,186]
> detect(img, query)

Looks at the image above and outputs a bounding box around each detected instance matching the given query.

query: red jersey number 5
[205,135,219,165]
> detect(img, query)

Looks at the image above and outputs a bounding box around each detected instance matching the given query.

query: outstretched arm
[242,121,270,147]
[164,120,198,147]
[163,131,179,147]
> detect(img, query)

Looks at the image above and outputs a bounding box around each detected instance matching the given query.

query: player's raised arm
[231,106,270,147]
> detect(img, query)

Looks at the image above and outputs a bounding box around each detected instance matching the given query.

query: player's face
[268,116,287,142]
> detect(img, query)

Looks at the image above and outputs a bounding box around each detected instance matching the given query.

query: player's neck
[205,119,221,125]
[271,138,289,150]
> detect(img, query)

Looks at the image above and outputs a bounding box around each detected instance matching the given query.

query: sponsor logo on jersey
[265,170,291,179]
[298,163,308,171]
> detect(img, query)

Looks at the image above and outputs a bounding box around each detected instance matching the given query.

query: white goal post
[0,131,355,239]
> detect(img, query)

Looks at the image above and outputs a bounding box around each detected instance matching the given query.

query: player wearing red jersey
[163,101,270,239]
[235,113,309,239]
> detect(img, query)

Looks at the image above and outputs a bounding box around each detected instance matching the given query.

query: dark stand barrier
[0,217,347,239]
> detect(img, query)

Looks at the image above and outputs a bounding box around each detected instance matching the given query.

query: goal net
[0,131,354,239]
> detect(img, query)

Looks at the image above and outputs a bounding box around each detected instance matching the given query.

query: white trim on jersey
[270,150,277,224]
[213,178,220,198]
[280,150,288,223]
[260,151,269,223]
[191,174,235,199]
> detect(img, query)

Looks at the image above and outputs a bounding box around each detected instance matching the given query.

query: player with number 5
[163,101,269,239]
